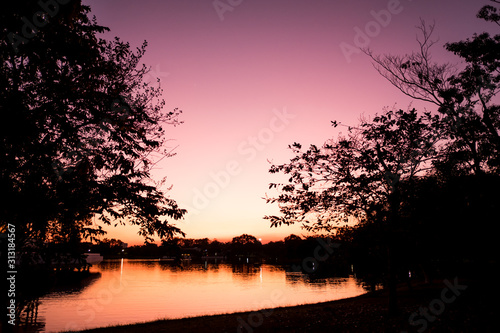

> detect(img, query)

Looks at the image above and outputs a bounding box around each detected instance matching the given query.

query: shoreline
[73,278,494,333]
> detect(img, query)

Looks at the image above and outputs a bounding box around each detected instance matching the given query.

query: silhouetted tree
[193,238,210,249]
[398,174,500,279]
[176,238,196,248]
[284,234,302,242]
[92,238,124,258]
[365,2,500,175]
[207,239,224,256]
[231,234,261,245]
[231,234,262,257]
[283,234,302,261]
[341,223,386,291]
[127,243,159,258]
[160,238,182,258]
[266,108,441,313]
[358,2,500,290]
[0,1,186,256]
[262,240,285,263]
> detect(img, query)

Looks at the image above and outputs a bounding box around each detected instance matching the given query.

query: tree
[398,173,500,279]
[92,238,125,258]
[284,234,302,243]
[357,1,500,287]
[207,239,224,256]
[265,108,441,313]
[266,108,440,230]
[231,234,262,257]
[0,1,186,254]
[365,2,500,175]
[232,234,261,245]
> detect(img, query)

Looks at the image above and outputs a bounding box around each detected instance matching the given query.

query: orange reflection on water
[38,259,369,332]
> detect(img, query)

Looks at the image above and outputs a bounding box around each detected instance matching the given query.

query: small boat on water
[83,253,103,264]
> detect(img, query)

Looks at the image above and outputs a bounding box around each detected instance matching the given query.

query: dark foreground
[72,277,495,333]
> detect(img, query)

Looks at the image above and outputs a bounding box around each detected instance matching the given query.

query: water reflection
[232,263,261,275]
[39,272,102,299]
[31,260,371,332]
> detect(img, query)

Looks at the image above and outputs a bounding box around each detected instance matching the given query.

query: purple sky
[83,0,494,244]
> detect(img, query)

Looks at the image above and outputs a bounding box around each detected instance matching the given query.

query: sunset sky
[83,0,493,245]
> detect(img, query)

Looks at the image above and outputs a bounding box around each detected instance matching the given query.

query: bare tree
[365,21,456,106]
[365,15,500,175]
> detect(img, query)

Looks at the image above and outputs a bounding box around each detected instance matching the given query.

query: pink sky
[83,0,494,245]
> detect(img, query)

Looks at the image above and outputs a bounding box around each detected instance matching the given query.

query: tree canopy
[266,0,500,259]
[0,1,186,251]
[265,108,441,232]
[265,1,500,314]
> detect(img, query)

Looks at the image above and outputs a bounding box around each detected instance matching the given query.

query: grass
[71,277,496,333]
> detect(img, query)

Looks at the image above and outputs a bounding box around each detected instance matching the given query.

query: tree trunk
[386,242,399,315]
[387,189,401,315]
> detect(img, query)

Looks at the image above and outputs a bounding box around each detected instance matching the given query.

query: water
[34,259,371,332]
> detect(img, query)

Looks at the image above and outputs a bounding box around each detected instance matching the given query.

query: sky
[82,0,494,245]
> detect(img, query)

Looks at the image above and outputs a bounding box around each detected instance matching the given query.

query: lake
[33,259,372,332]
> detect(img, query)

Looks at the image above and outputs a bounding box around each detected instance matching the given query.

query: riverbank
[76,278,495,333]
